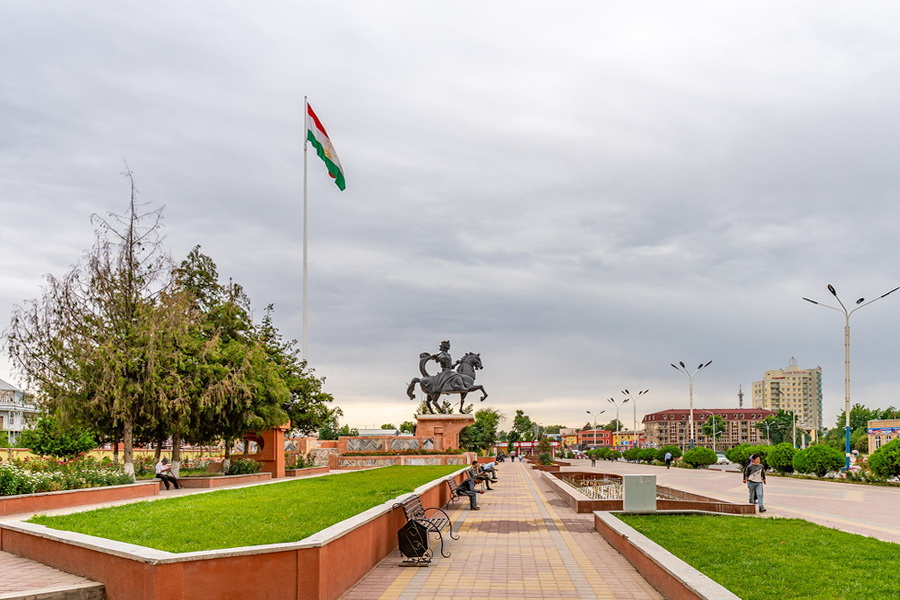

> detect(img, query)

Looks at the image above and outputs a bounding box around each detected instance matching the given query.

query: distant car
[715,452,730,465]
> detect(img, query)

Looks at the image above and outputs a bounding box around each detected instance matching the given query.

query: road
[570,459,900,544]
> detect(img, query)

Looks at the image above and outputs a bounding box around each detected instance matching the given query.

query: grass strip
[617,514,900,600]
[29,465,460,553]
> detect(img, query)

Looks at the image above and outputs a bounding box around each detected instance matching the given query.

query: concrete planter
[0,481,161,517]
[531,464,560,472]
[284,466,330,478]
[1,468,470,600]
[174,472,272,489]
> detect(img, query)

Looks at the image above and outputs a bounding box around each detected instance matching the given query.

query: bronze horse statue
[406,351,488,414]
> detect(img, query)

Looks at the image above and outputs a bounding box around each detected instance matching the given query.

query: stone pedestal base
[415,414,476,451]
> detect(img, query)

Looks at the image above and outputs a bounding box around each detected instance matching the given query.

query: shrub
[17,417,96,459]
[682,447,717,469]
[638,448,658,463]
[793,444,844,477]
[726,444,769,468]
[767,443,797,474]
[868,438,900,479]
[622,448,641,462]
[656,445,682,461]
[224,458,262,475]
[537,452,554,466]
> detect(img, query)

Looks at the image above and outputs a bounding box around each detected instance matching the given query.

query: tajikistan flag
[306,103,346,191]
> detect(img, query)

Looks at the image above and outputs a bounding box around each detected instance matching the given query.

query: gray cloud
[3,2,900,431]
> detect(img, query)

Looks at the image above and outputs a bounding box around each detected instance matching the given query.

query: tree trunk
[112,437,119,464]
[153,441,162,462]
[122,417,135,476]
[223,438,232,471]
[171,434,182,476]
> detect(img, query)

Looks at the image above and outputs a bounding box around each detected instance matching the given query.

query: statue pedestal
[415,414,475,451]
[240,424,289,478]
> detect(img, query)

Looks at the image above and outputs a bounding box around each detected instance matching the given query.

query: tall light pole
[622,389,649,449]
[585,410,605,448]
[671,360,713,449]
[803,284,899,470]
[607,397,628,451]
[697,409,721,453]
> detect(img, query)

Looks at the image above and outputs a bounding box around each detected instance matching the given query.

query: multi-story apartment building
[642,408,775,450]
[0,378,39,446]
[612,430,646,451]
[577,428,613,448]
[752,358,823,432]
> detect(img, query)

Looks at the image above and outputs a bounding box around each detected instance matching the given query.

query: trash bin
[398,520,431,565]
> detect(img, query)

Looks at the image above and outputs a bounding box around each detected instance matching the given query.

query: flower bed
[0,456,134,496]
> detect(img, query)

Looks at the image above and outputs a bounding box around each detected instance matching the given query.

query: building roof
[0,378,23,393]
[643,408,776,422]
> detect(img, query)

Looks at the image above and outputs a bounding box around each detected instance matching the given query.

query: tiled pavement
[340,461,662,600]
[0,550,104,600]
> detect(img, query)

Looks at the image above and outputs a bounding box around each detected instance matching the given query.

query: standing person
[743,454,767,512]
[510,450,516,462]
[590,451,596,467]
[155,457,182,490]
[664,451,673,469]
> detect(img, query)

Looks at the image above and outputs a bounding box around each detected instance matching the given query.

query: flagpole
[302,96,309,361]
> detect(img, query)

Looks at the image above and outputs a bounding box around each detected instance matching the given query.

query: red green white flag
[306,103,346,191]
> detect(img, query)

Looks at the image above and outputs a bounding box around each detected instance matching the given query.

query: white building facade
[751,358,823,432]
[0,378,39,446]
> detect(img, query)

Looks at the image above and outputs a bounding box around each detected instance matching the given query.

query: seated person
[456,475,481,510]
[481,460,498,481]
[470,460,495,490]
[155,457,182,490]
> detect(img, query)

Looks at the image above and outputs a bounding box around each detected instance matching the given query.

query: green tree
[604,419,624,432]
[622,447,641,461]
[0,430,8,448]
[380,424,396,430]
[460,408,502,452]
[513,410,538,441]
[638,448,658,463]
[17,416,96,458]
[767,443,797,474]
[399,421,417,434]
[755,410,801,446]
[7,177,175,475]
[256,305,335,436]
[868,438,900,479]
[701,415,726,444]
[793,444,844,477]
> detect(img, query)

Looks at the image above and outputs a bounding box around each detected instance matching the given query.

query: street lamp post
[697,409,720,452]
[585,410,605,448]
[622,389,649,449]
[607,397,628,451]
[803,284,899,470]
[671,360,713,449]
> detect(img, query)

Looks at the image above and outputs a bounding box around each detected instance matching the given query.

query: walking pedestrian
[743,454,767,512]
[664,451,673,469]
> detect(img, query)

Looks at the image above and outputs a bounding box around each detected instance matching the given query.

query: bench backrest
[398,495,426,520]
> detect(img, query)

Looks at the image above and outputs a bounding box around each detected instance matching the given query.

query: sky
[3,2,900,434]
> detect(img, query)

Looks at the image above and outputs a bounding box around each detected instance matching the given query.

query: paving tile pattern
[341,462,662,600]
[0,550,105,599]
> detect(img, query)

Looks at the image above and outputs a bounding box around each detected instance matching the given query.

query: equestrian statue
[406,340,488,414]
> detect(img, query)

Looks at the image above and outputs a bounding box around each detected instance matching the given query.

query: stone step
[0,551,105,600]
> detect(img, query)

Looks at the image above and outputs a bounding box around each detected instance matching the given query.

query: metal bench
[445,478,464,504]
[394,493,459,558]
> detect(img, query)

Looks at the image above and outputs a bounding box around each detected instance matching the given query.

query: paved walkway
[340,461,662,600]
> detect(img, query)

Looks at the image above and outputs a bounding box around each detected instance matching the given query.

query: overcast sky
[4,2,900,433]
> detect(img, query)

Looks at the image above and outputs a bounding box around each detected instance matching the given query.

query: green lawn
[29,465,461,553]
[617,514,900,600]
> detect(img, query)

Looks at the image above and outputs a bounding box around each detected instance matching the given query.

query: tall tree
[459,408,503,452]
[7,173,172,475]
